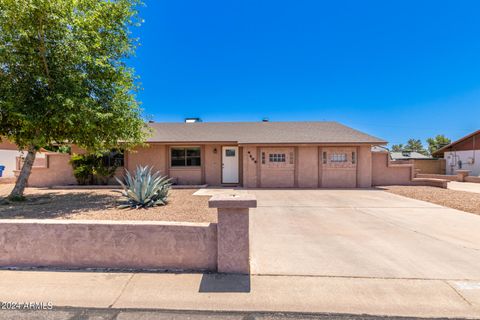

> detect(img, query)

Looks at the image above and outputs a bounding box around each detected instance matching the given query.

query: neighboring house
[0,140,23,178]
[433,129,480,176]
[390,151,431,161]
[125,121,388,188]
[372,146,444,174]
[0,139,49,180]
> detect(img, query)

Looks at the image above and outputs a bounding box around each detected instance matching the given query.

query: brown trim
[318,147,322,188]
[148,141,238,145]
[200,145,206,184]
[238,142,386,146]
[256,147,261,188]
[147,141,386,146]
[165,146,170,177]
[220,145,224,184]
[355,146,359,188]
[239,147,244,187]
[294,146,299,187]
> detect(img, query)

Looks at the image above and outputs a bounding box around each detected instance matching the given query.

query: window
[261,152,265,164]
[102,149,124,167]
[225,149,236,157]
[269,153,286,163]
[352,151,356,164]
[330,153,347,162]
[323,151,327,164]
[171,147,201,167]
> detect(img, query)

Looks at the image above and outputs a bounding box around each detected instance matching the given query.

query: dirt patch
[0,184,216,223]
[382,185,480,215]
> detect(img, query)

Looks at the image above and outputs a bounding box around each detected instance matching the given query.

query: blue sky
[128,0,480,147]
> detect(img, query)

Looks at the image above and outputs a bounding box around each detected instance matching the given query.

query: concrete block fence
[0,194,257,274]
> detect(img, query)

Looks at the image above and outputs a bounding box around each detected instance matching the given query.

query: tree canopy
[426,135,451,155]
[0,0,148,197]
[391,139,428,155]
[391,135,451,156]
[391,144,404,152]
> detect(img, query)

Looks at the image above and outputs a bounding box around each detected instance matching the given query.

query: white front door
[222,146,239,184]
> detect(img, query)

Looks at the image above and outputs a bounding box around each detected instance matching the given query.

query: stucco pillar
[208,194,257,274]
[456,170,470,182]
[357,145,372,188]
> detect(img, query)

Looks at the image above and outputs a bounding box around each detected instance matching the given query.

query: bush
[70,154,118,185]
[116,166,171,209]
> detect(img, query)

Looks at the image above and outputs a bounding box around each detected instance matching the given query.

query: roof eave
[433,129,480,156]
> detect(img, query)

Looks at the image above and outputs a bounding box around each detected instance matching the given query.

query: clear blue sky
[128,0,480,147]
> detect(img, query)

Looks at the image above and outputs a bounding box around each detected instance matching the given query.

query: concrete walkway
[0,270,479,318]
[448,181,480,194]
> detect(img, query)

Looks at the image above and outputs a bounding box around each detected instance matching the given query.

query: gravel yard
[382,185,480,215]
[0,184,216,223]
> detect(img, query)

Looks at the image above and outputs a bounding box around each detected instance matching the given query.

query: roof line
[238,141,387,145]
[433,129,480,155]
[145,141,388,145]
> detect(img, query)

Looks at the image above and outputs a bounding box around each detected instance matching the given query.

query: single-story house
[371,146,445,175]
[124,121,388,188]
[12,121,419,188]
[433,129,480,176]
[390,151,431,161]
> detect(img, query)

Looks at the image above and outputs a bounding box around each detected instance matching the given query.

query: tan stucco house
[125,121,388,188]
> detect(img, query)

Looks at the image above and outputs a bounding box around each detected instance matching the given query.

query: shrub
[70,154,118,185]
[116,166,171,209]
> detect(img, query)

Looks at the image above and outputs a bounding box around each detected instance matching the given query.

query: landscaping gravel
[0,185,217,223]
[382,185,480,215]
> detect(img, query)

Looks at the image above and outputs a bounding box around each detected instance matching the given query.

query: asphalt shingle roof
[390,151,431,160]
[146,121,387,144]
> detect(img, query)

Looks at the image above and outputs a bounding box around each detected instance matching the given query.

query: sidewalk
[448,181,480,194]
[1,270,479,319]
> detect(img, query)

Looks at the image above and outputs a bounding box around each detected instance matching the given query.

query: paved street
[0,308,473,320]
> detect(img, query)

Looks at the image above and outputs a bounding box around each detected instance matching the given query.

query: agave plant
[115,166,171,209]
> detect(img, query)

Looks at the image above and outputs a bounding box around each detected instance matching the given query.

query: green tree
[391,144,404,152]
[405,138,428,155]
[0,0,147,199]
[426,135,451,156]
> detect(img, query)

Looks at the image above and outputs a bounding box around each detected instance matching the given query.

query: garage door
[321,147,357,188]
[259,147,295,187]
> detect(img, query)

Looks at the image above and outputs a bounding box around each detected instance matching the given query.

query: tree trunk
[9,147,37,199]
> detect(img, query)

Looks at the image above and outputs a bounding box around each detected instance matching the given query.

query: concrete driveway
[248,189,480,280]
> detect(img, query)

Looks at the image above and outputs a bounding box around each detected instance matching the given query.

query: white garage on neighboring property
[0,140,23,178]
[433,129,480,176]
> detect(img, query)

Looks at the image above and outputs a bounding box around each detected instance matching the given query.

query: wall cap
[0,219,213,227]
[208,194,257,209]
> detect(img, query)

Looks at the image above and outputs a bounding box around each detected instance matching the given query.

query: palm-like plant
[116,166,171,209]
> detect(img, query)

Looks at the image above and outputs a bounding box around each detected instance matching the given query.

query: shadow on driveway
[199,273,251,293]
